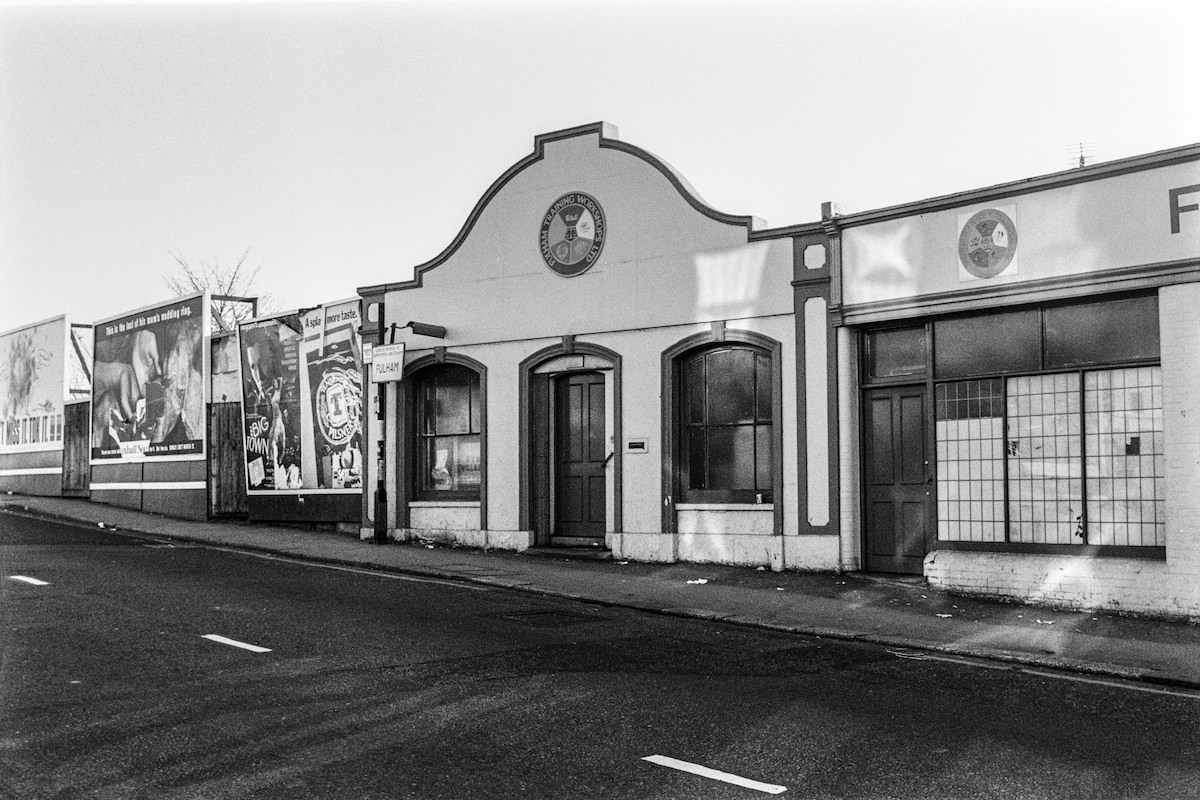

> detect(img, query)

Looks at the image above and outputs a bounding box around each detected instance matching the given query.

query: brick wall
[1160,282,1200,615]
[924,551,1193,618]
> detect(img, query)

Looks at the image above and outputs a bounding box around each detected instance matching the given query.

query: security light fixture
[405,321,447,339]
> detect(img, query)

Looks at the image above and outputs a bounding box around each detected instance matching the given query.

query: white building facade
[831,145,1200,619]
[358,123,841,570]
[358,125,1200,619]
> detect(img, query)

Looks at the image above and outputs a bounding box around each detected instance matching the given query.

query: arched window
[678,343,774,503]
[412,363,482,499]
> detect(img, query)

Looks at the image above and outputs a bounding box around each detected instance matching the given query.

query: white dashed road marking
[202,634,272,653]
[9,575,49,586]
[642,755,787,794]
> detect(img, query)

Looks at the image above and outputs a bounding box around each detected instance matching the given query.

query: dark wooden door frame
[552,371,607,541]
[861,384,934,574]
[518,340,622,547]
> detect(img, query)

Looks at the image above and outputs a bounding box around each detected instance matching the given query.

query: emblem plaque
[539,192,606,277]
[958,207,1018,279]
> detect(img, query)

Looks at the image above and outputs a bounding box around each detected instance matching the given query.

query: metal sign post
[373,384,388,544]
[370,339,406,544]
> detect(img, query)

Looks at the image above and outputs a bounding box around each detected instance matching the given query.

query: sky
[1,0,1197,330]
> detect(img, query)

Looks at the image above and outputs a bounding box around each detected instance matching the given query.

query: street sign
[371,343,406,383]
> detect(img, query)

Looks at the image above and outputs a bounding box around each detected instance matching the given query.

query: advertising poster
[0,316,67,450]
[91,294,206,461]
[302,300,363,490]
[238,301,364,494]
[239,313,305,491]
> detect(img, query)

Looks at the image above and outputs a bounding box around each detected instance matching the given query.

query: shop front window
[1005,373,1085,544]
[415,364,481,499]
[936,366,1164,547]
[679,344,773,503]
[865,325,926,380]
[927,291,1163,550]
[1083,366,1165,546]
[934,378,1007,543]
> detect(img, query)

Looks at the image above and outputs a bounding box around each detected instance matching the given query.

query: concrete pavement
[3,494,1198,690]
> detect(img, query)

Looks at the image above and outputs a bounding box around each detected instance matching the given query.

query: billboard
[238,299,362,493]
[0,316,67,451]
[239,312,305,490]
[91,294,207,461]
[302,299,363,490]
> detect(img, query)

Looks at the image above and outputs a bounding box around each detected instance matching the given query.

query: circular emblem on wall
[958,208,1018,279]
[316,369,360,446]
[539,192,606,277]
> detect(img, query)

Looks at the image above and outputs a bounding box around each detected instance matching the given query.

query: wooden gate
[208,402,248,517]
[61,401,90,497]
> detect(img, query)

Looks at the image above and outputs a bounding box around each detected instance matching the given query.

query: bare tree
[165,248,272,333]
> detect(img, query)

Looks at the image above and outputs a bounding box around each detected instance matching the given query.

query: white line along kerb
[9,576,50,586]
[202,634,272,654]
[642,755,787,795]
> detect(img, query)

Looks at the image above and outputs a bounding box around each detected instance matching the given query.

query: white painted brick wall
[1161,283,1200,608]
[925,551,1195,619]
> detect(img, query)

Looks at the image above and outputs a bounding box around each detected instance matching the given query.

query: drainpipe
[373,312,390,544]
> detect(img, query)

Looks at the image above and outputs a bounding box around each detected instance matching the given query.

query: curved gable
[358,122,768,295]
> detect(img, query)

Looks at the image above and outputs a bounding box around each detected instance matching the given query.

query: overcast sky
[1,0,1196,329]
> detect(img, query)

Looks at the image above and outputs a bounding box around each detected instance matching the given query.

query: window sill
[932,541,1165,559]
[409,501,481,508]
[676,503,774,511]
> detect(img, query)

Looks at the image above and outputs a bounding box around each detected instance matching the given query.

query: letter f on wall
[1169,184,1200,233]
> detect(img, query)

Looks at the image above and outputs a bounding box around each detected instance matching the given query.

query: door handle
[603,452,615,466]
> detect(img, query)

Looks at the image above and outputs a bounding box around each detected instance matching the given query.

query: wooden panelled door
[61,401,90,497]
[208,402,249,516]
[553,372,606,544]
[864,386,931,574]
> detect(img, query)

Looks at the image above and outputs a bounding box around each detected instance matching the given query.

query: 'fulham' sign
[371,343,407,382]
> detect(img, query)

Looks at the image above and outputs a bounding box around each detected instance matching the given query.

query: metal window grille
[934,367,1164,548]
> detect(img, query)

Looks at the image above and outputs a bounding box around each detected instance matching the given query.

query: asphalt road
[3,512,1199,799]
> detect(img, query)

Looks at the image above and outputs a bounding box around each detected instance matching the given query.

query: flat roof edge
[830,142,1200,228]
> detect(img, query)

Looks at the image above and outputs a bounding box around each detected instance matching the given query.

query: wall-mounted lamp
[404,321,447,339]
[381,320,448,343]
